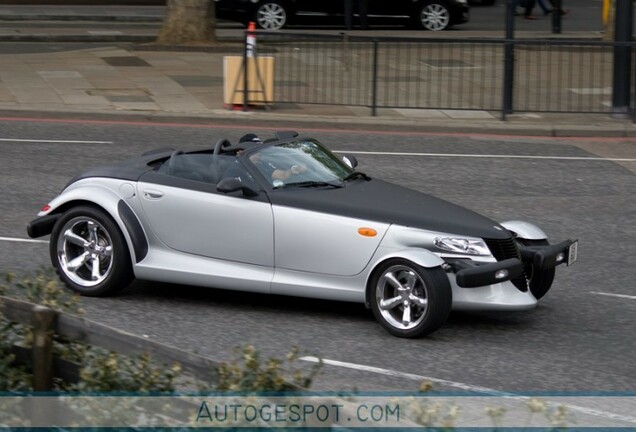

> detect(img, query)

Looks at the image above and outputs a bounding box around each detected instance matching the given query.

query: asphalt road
[1,115,636,398]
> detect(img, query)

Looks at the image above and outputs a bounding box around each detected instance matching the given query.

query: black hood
[64,150,172,190]
[268,179,510,240]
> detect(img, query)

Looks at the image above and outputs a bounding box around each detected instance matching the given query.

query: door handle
[143,190,164,200]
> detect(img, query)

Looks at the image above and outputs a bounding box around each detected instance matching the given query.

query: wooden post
[32,305,56,391]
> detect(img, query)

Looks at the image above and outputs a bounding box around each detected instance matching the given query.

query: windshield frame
[241,138,356,191]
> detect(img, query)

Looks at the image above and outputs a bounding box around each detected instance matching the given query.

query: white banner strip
[1,395,636,428]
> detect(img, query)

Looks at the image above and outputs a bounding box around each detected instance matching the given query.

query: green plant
[1,270,86,366]
[1,271,183,393]
[485,405,507,428]
[1,270,83,347]
[1,270,82,314]
[1,272,320,395]
[0,324,31,391]
[216,345,321,391]
[73,349,182,392]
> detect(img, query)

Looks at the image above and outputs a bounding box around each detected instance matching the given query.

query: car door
[294,0,341,17]
[137,164,274,268]
[368,0,411,17]
[272,204,389,276]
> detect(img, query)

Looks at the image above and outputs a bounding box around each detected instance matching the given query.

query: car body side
[31,172,540,312]
[216,0,470,28]
[27,135,579,338]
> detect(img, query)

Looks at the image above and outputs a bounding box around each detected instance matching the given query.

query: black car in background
[216,0,470,31]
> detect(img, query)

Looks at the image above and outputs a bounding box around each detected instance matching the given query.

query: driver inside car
[238,133,307,183]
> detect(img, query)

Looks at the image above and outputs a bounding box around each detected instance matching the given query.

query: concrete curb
[1,107,633,138]
[0,14,163,22]
[0,34,157,42]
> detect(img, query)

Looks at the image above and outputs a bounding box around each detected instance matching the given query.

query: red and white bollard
[246,21,256,57]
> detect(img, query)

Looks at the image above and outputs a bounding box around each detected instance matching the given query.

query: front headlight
[455,0,468,4]
[434,237,490,256]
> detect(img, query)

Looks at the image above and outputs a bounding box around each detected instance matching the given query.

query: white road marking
[0,138,113,144]
[300,356,507,393]
[590,291,636,301]
[334,150,636,162]
[300,356,636,424]
[0,236,48,244]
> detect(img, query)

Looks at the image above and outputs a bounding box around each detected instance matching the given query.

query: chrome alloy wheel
[375,265,429,330]
[256,3,287,30]
[57,217,114,287]
[420,3,450,31]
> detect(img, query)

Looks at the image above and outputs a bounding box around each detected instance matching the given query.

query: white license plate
[567,240,578,266]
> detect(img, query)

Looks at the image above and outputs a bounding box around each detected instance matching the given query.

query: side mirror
[216,177,259,197]
[342,154,358,169]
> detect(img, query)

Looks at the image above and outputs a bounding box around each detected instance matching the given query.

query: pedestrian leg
[537,0,551,15]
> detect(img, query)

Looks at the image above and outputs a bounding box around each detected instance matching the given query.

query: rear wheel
[50,206,133,296]
[517,239,555,300]
[254,1,288,30]
[370,259,452,338]
[415,1,452,31]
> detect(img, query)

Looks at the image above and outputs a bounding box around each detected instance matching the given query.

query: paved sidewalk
[0,5,633,136]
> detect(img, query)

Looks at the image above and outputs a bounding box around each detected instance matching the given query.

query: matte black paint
[67,147,510,241]
[268,179,511,240]
[64,151,171,189]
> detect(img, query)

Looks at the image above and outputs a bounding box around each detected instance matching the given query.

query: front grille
[484,237,519,261]
[484,237,529,292]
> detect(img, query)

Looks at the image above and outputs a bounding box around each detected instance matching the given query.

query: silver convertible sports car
[27,131,578,338]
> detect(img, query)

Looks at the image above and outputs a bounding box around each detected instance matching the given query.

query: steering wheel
[213,138,232,155]
[167,150,184,175]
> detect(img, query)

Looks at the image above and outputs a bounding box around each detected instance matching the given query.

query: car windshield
[247,139,355,189]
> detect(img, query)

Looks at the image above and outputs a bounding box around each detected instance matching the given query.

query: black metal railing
[249,31,636,121]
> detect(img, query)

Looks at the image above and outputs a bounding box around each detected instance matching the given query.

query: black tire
[517,239,555,300]
[254,1,288,30]
[370,259,452,338]
[414,1,452,31]
[49,206,133,297]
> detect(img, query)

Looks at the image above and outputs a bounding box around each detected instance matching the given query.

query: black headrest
[239,133,262,143]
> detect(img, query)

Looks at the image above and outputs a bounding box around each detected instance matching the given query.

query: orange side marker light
[358,227,377,237]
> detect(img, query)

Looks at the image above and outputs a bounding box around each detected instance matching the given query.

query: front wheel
[415,1,452,31]
[254,1,288,30]
[370,259,452,338]
[50,206,133,297]
[517,239,555,300]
